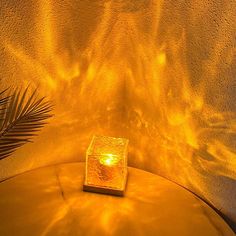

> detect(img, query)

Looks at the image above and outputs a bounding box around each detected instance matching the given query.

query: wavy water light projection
[0,0,236,230]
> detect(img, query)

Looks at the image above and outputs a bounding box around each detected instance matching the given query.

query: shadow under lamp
[83,135,129,196]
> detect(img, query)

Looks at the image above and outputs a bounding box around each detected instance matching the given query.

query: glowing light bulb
[99,154,119,166]
[84,135,129,196]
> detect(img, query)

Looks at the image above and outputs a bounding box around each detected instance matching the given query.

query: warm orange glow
[84,136,129,196]
[99,154,120,167]
[1,0,236,226]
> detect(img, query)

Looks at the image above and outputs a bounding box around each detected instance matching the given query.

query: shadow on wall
[0,0,236,232]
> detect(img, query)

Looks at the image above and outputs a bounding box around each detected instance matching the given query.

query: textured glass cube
[83,135,129,196]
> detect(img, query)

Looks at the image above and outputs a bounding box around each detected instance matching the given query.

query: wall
[0,0,236,230]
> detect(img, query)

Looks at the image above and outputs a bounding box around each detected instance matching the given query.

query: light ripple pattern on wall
[0,0,236,231]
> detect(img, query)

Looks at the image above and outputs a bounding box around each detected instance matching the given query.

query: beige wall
[0,0,236,230]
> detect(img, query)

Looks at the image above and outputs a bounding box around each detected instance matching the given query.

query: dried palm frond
[0,87,53,160]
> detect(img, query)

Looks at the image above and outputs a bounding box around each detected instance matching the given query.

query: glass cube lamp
[83,135,129,196]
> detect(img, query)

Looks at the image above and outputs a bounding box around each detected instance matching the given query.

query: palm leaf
[0,88,10,120]
[0,87,53,160]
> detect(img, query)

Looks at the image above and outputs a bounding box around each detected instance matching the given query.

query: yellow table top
[0,163,234,236]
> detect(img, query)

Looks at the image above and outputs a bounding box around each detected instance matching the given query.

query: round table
[0,163,234,236]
